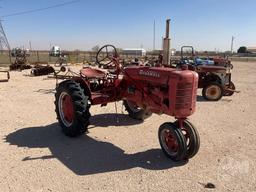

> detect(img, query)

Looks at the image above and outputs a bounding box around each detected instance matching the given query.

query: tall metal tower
[0,20,11,52]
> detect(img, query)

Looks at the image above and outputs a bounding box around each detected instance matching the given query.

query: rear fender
[205,73,222,85]
[72,77,92,99]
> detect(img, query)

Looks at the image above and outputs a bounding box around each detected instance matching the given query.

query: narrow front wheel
[223,81,235,96]
[175,120,200,159]
[158,122,187,161]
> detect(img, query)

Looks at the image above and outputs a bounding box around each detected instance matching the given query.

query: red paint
[67,54,198,122]
[80,68,106,79]
[62,94,74,123]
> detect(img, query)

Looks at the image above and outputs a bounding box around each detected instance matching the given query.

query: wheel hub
[206,85,221,100]
[162,129,178,154]
[59,92,74,127]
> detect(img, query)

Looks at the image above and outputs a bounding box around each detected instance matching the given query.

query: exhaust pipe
[163,19,171,66]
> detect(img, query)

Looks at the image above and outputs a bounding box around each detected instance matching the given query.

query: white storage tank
[123,48,146,56]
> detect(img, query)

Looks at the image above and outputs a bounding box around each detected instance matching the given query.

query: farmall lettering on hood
[138,69,160,78]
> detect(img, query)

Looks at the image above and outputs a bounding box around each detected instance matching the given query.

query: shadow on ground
[197,95,207,102]
[197,95,232,102]
[35,88,56,94]
[89,113,143,127]
[5,123,187,175]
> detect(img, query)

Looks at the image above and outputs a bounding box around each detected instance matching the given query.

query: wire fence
[1,50,255,67]
[0,50,160,67]
[0,51,97,66]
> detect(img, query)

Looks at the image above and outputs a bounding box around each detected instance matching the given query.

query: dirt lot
[0,61,255,192]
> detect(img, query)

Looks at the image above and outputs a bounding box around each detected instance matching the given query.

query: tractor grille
[175,82,197,110]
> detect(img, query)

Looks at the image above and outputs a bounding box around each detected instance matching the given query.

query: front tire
[223,81,235,96]
[55,80,90,137]
[202,82,223,101]
[175,120,200,159]
[158,122,187,161]
[123,100,152,120]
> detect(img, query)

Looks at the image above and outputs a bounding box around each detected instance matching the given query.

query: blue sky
[0,0,255,51]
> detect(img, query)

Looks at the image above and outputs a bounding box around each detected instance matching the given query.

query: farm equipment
[55,55,68,67]
[55,44,200,162]
[9,48,32,71]
[0,69,10,82]
[31,65,55,76]
[49,46,61,57]
[177,46,237,101]
[49,46,68,67]
[29,46,69,77]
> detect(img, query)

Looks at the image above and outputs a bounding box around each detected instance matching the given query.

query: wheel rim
[205,85,221,100]
[58,92,74,127]
[181,127,191,149]
[126,100,141,113]
[161,129,178,156]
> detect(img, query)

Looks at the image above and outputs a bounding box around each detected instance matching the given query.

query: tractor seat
[80,67,106,79]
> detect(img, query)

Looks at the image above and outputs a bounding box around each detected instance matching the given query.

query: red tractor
[178,46,237,101]
[55,45,200,162]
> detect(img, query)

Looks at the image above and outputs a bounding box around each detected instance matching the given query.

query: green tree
[237,46,247,53]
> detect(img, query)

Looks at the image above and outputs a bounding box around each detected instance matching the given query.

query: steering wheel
[96,45,118,68]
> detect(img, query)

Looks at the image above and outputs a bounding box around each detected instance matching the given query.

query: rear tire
[202,82,223,101]
[123,100,152,120]
[158,122,187,161]
[55,80,91,137]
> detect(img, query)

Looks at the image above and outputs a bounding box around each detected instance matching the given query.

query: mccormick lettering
[138,70,160,78]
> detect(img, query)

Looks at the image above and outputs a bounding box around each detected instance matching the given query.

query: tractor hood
[122,66,198,118]
[196,65,226,73]
[123,66,197,83]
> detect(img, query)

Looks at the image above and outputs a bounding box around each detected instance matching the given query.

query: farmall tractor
[9,48,31,71]
[177,46,237,101]
[55,45,200,162]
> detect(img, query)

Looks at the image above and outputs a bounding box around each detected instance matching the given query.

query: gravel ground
[0,61,255,192]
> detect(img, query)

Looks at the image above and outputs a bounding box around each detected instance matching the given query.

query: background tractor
[177,46,237,101]
[55,44,200,162]
[9,47,32,71]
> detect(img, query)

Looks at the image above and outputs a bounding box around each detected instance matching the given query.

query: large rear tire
[158,122,187,161]
[202,82,223,101]
[55,80,91,137]
[123,100,152,120]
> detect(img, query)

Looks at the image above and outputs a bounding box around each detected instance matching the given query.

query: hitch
[0,70,10,82]
[224,88,240,93]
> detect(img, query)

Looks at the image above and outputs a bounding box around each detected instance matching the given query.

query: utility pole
[29,41,32,50]
[0,20,11,52]
[153,20,155,51]
[0,19,11,63]
[231,36,235,55]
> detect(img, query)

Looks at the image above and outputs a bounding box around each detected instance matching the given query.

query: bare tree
[92,45,100,52]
